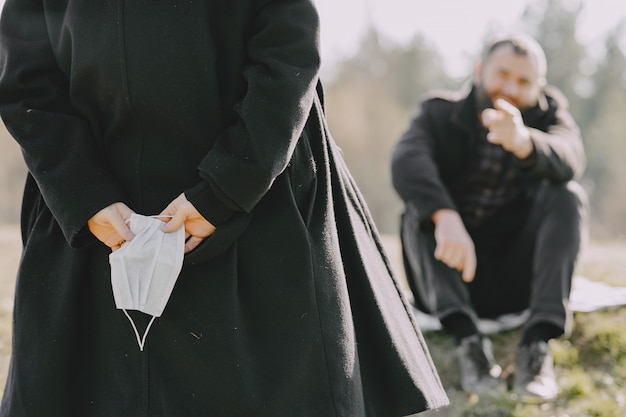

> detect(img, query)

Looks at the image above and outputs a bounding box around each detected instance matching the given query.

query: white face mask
[109,213,185,351]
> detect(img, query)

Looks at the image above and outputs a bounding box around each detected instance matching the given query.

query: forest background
[0,0,625,241]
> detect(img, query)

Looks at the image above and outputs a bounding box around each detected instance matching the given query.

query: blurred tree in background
[324,29,458,233]
[521,0,589,122]
[583,23,626,236]
[324,0,626,238]
[0,0,624,240]
[514,0,625,237]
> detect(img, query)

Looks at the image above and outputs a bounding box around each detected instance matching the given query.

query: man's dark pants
[401,181,589,335]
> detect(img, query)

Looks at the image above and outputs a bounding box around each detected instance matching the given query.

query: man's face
[474,44,545,111]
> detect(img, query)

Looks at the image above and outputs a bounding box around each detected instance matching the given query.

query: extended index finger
[494,98,519,116]
[461,250,477,283]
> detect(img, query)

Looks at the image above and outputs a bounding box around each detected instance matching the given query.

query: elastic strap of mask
[123,309,157,352]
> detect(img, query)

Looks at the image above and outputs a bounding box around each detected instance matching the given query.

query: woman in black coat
[0,0,448,415]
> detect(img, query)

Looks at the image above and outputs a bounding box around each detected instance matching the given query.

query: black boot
[514,341,558,403]
[456,334,505,395]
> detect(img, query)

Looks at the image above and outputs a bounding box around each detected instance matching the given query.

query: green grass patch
[417,307,626,417]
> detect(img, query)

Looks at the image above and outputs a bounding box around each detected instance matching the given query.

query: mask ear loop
[122,309,157,351]
[117,214,172,351]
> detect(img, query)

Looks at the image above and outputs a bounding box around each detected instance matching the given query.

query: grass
[1,226,625,416]
[407,238,626,417]
[415,308,626,417]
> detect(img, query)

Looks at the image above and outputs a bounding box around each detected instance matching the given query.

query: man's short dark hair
[482,34,547,77]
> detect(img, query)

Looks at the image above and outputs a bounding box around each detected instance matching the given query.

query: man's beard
[473,84,529,113]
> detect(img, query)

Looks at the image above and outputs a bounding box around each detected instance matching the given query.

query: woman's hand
[160,193,216,253]
[87,202,135,251]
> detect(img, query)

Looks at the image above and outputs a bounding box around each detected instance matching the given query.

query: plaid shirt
[449,121,526,230]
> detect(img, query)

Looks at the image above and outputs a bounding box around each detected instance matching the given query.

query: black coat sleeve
[0,0,126,247]
[186,0,321,220]
[522,87,586,182]
[391,98,458,226]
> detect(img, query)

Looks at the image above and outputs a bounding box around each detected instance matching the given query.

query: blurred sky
[0,0,623,79]
[314,0,626,78]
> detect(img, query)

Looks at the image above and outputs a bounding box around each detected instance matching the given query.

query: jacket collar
[450,86,480,135]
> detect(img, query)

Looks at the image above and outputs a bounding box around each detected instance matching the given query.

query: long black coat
[0,0,448,416]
